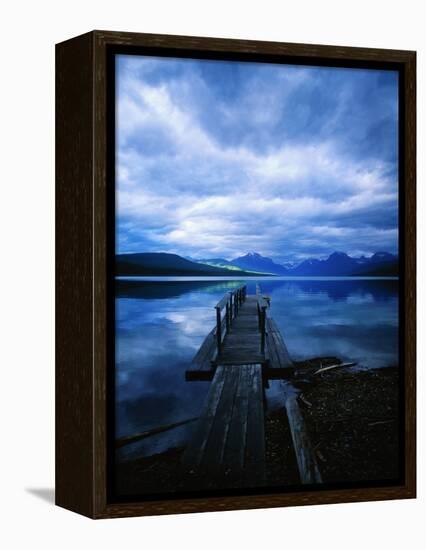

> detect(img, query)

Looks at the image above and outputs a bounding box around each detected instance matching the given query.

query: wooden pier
[182,363,265,486]
[183,284,322,487]
[186,284,293,381]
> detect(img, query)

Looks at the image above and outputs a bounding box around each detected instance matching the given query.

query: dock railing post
[260,306,266,353]
[216,306,221,354]
[225,301,230,332]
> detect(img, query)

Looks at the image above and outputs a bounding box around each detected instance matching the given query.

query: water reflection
[115,277,398,459]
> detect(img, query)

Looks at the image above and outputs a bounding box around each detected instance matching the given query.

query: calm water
[115,277,399,460]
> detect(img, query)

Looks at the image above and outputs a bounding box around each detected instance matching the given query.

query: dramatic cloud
[116,55,398,262]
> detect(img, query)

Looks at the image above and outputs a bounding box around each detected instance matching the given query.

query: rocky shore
[266,358,400,485]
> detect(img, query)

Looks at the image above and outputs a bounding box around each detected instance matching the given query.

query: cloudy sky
[116,54,399,263]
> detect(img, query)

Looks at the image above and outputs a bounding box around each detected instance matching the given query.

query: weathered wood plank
[266,317,294,376]
[200,367,241,472]
[285,394,322,484]
[186,326,217,380]
[245,365,266,484]
[182,364,265,486]
[181,366,227,469]
[222,366,251,473]
[192,328,216,368]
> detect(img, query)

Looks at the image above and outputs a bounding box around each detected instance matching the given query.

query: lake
[115,277,399,461]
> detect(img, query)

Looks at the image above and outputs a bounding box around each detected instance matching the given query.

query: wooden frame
[56,30,416,519]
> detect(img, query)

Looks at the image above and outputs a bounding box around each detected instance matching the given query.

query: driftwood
[284,394,322,484]
[368,419,395,427]
[313,361,357,375]
[116,417,198,449]
[298,393,312,408]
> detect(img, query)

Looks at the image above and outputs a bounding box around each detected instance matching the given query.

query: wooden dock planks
[182,364,266,487]
[186,327,217,380]
[183,287,323,488]
[186,294,265,379]
[216,296,265,365]
[265,317,294,378]
[186,296,295,379]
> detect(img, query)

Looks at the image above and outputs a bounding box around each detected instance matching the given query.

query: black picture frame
[56,30,416,519]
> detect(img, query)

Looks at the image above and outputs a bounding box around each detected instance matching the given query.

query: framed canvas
[56,30,416,519]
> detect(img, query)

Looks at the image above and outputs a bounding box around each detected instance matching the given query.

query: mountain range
[116,251,398,277]
[116,252,270,277]
[217,251,398,276]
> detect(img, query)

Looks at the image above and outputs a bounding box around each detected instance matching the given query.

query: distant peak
[329,251,349,258]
